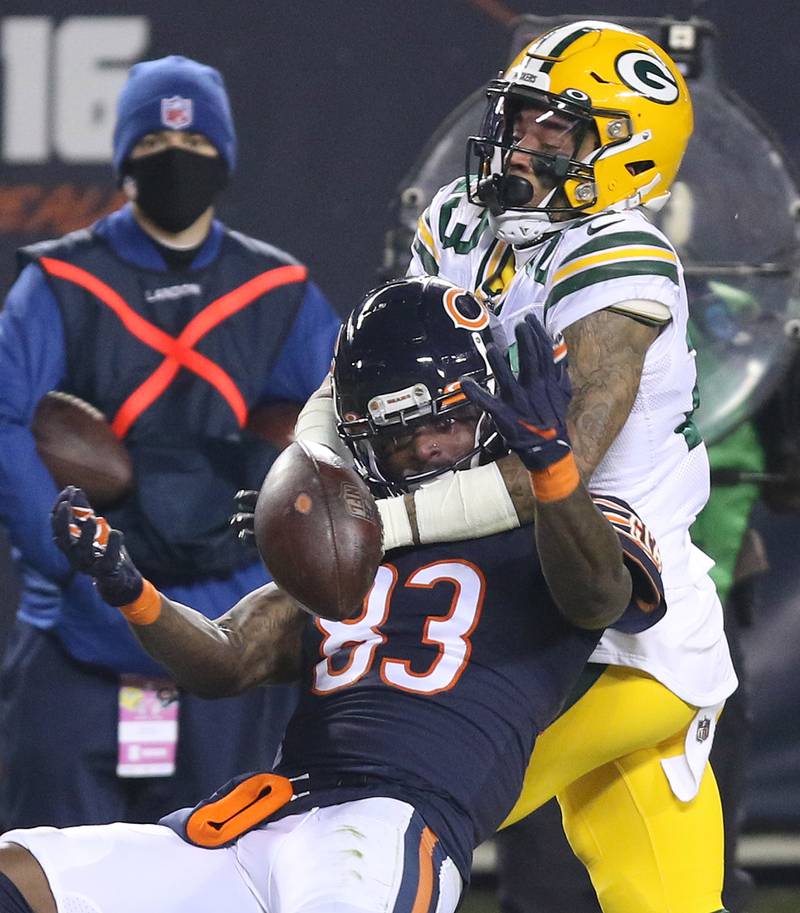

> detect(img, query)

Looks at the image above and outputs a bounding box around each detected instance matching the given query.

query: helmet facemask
[467,84,602,225]
[338,376,501,496]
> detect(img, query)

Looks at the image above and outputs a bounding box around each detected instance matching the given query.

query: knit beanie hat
[112,55,237,175]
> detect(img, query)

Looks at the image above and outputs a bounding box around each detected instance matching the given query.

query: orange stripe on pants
[410,826,438,913]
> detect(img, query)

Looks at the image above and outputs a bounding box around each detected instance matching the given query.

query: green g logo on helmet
[615,50,680,105]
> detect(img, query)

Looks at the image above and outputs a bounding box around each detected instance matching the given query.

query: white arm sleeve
[377,497,415,552]
[293,375,350,461]
[414,462,520,544]
[379,463,522,552]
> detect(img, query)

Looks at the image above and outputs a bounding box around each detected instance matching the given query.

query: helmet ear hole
[627,160,655,176]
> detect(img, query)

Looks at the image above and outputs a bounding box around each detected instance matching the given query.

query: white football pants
[3,796,462,913]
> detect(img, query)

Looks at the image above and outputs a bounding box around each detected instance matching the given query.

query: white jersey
[408,177,736,707]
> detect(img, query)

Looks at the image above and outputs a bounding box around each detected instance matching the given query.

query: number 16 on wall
[1,16,149,164]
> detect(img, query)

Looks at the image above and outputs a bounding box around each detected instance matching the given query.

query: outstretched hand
[461,314,573,472]
[51,486,143,606]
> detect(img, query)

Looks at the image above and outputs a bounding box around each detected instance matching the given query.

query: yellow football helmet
[467,20,694,219]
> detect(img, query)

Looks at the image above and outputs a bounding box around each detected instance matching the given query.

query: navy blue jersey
[275,497,664,880]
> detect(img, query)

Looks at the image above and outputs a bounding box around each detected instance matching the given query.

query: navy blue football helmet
[333,276,501,494]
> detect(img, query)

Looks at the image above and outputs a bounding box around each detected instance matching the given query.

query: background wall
[2,0,800,312]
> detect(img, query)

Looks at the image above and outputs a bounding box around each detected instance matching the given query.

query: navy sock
[0,871,35,913]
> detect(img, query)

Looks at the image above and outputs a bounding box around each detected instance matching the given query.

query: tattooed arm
[132,584,306,698]
[563,309,659,479]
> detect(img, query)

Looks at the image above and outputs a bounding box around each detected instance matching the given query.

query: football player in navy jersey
[0,277,664,913]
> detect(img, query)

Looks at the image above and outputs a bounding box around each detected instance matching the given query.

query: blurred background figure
[0,54,340,828]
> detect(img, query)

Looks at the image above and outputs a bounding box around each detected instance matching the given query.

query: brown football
[254,441,383,621]
[31,391,133,508]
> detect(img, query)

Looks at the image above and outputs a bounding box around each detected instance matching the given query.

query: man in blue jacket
[0,54,340,827]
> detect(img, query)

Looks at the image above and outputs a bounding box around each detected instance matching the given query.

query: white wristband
[377,496,415,553]
[414,462,520,544]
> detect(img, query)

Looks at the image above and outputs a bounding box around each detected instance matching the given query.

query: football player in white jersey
[295,20,735,913]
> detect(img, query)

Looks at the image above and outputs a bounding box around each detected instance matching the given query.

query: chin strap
[640,189,671,213]
[488,208,553,246]
[608,175,668,214]
[487,162,670,244]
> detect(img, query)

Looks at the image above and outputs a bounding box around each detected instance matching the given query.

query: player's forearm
[372,312,661,551]
[567,395,628,481]
[562,310,658,478]
[130,594,243,696]
[129,583,305,697]
[534,482,631,629]
[293,374,350,459]
[375,397,609,551]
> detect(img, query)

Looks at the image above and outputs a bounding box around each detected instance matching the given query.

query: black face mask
[123,147,228,234]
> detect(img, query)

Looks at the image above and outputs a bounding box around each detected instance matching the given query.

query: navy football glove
[51,486,143,606]
[230,489,258,543]
[461,314,573,472]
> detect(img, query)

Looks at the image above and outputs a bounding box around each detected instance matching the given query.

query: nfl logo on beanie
[112,55,237,175]
[161,97,194,130]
